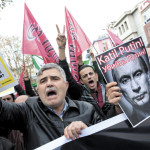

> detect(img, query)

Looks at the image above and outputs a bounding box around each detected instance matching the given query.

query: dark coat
[0,136,16,150]
[0,96,102,150]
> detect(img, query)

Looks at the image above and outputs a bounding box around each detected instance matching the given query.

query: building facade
[113,0,150,55]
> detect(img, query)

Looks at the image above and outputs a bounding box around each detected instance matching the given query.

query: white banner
[35,113,127,150]
[0,52,18,92]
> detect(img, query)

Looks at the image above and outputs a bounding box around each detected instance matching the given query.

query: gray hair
[36,63,67,85]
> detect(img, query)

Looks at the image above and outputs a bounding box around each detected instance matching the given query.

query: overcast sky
[0,0,141,51]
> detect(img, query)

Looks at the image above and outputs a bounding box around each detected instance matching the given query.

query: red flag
[22,3,59,64]
[106,29,123,46]
[65,7,91,57]
[19,72,25,90]
[65,7,91,82]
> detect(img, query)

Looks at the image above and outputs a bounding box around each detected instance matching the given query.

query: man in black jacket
[0,63,102,150]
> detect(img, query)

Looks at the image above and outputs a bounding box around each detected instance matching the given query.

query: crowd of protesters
[0,25,122,150]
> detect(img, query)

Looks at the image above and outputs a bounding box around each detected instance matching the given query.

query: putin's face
[114,58,150,107]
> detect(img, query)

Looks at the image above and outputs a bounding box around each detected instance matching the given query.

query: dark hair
[112,52,148,82]
[10,94,15,101]
[0,93,15,102]
[78,65,95,79]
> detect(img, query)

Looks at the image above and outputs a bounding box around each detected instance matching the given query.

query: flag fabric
[22,3,59,64]
[106,29,123,46]
[65,7,91,82]
[32,55,45,74]
[65,7,91,57]
[18,72,25,90]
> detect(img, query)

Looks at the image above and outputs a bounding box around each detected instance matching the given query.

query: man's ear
[80,79,84,84]
[66,81,69,90]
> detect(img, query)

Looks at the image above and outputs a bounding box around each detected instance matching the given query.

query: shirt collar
[48,100,68,118]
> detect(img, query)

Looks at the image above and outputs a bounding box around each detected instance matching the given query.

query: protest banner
[35,113,150,150]
[0,87,15,97]
[0,52,18,92]
[35,113,127,150]
[96,37,150,127]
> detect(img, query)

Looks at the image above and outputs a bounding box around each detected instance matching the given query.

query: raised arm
[22,63,36,96]
[56,25,83,100]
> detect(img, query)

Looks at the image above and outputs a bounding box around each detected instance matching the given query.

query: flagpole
[23,53,24,64]
[91,44,99,55]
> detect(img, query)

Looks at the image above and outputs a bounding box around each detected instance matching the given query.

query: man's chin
[44,99,57,107]
[45,103,57,108]
[88,85,96,90]
[134,99,149,106]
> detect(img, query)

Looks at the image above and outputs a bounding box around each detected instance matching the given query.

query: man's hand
[56,24,66,49]
[89,50,95,61]
[106,82,122,114]
[21,63,29,80]
[77,55,83,66]
[106,82,122,105]
[64,121,87,140]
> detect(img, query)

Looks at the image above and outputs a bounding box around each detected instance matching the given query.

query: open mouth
[88,80,94,85]
[46,88,57,97]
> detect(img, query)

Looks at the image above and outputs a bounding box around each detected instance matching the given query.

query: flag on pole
[65,7,91,82]
[106,29,123,46]
[65,7,91,57]
[22,3,59,64]
[32,55,44,74]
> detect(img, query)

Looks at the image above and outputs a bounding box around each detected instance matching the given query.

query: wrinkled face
[2,95,14,102]
[37,68,68,111]
[79,67,98,91]
[114,58,150,107]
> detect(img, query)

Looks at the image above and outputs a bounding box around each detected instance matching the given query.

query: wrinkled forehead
[114,57,144,77]
[38,68,63,80]
[117,57,143,70]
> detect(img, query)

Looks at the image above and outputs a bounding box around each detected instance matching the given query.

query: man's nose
[87,74,91,79]
[46,79,53,87]
[131,79,141,92]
